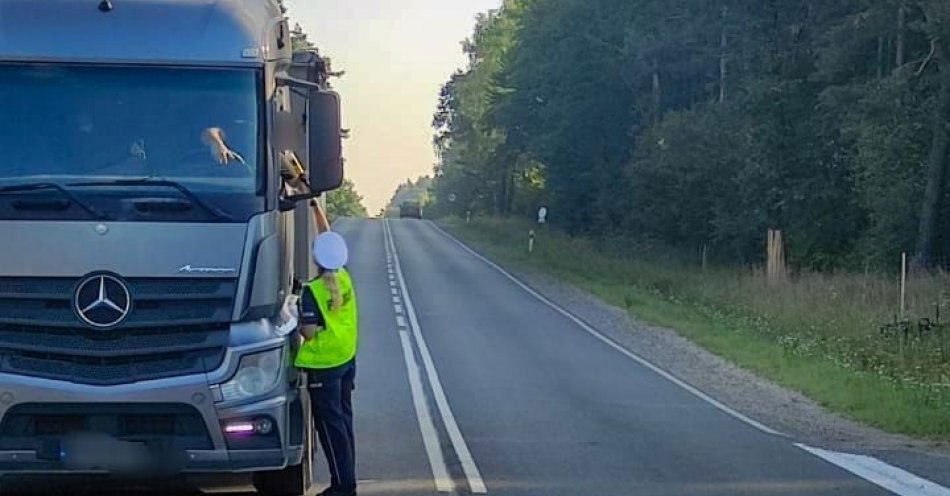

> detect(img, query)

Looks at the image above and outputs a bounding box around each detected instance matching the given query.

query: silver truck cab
[0,1,342,493]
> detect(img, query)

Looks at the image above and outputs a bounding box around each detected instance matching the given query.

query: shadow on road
[0,474,257,496]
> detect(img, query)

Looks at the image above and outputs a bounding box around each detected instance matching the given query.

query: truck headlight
[219,348,283,402]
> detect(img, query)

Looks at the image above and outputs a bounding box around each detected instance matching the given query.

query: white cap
[313,232,349,270]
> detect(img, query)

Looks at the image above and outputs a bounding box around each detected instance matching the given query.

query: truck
[399,201,423,219]
[0,1,343,494]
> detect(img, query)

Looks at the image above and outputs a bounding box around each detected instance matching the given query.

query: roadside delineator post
[528,230,535,254]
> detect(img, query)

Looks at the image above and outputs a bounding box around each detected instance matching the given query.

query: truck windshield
[0,64,263,222]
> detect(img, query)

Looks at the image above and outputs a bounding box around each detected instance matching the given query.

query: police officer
[296,201,358,496]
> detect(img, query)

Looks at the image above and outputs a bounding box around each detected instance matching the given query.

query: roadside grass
[440,217,950,440]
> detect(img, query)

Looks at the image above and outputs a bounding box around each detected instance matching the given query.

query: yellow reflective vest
[294,269,358,370]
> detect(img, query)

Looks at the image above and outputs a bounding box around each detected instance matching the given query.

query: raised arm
[311,199,331,234]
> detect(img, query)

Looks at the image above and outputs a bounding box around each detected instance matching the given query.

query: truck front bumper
[0,343,302,474]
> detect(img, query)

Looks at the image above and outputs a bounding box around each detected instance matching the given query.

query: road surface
[9,218,946,496]
[332,218,945,496]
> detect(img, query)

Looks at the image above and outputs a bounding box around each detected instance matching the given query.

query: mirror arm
[276,75,324,91]
[278,191,322,212]
[286,191,322,203]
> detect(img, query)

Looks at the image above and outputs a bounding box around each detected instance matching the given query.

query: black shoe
[317,488,356,496]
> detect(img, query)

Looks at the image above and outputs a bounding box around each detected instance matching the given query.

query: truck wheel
[252,461,309,496]
[253,401,316,496]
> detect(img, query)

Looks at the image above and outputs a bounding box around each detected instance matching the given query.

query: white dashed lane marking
[384,223,456,492]
[385,220,488,494]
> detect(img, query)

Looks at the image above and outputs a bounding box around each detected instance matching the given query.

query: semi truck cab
[0,1,342,494]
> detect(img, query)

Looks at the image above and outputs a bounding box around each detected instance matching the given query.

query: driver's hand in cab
[201,127,245,166]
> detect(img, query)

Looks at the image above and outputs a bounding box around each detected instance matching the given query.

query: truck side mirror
[307,90,343,193]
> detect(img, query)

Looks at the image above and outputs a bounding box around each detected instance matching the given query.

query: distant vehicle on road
[400,201,423,219]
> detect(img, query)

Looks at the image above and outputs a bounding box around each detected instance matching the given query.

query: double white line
[383,219,487,494]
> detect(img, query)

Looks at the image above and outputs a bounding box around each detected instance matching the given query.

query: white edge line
[385,238,455,492]
[386,220,489,494]
[429,221,786,438]
[796,444,950,496]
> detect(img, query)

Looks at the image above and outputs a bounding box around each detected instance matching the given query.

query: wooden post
[900,252,907,319]
[767,229,786,286]
[701,243,709,272]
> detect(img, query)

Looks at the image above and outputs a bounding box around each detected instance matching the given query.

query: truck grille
[0,277,236,328]
[0,277,235,385]
[0,403,213,450]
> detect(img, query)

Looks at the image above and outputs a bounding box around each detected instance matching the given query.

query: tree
[913,1,950,267]
[326,179,368,219]
[291,22,315,51]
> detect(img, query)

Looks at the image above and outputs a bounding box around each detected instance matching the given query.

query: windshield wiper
[0,182,109,219]
[68,178,234,222]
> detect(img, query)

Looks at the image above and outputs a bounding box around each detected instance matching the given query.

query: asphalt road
[330,218,919,496]
[7,218,945,496]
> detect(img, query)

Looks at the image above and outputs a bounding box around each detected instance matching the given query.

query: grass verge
[440,217,950,440]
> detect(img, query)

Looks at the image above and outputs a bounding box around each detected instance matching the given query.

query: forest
[430,0,950,271]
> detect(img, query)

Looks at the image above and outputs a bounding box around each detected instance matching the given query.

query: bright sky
[283,0,502,213]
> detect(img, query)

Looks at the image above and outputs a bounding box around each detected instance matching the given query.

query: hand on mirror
[280,151,309,192]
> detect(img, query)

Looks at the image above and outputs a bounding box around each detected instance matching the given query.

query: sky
[283,0,502,213]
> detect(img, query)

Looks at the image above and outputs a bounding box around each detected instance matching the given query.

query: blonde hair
[321,270,342,311]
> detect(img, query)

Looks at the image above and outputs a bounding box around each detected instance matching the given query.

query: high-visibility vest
[294,269,358,369]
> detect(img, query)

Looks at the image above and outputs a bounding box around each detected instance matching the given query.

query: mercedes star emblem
[74,274,131,328]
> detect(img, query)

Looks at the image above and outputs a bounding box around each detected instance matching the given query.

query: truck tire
[252,461,309,496]
[253,400,316,496]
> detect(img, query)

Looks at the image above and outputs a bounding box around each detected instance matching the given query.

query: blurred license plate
[59,432,179,473]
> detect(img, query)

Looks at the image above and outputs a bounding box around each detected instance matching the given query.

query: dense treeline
[431,0,950,270]
[326,179,369,219]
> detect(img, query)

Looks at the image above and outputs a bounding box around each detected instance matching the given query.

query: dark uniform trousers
[308,360,356,492]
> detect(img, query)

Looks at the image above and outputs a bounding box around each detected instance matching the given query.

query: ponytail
[321,269,342,311]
